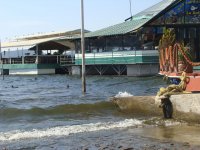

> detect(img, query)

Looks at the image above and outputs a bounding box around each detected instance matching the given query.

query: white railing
[2,55,75,65]
[75,50,159,64]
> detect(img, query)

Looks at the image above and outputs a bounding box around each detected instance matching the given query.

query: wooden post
[81,0,86,93]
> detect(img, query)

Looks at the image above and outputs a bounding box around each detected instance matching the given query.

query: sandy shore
[2,126,200,149]
[66,128,200,150]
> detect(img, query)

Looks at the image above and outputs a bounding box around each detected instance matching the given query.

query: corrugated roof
[1,37,60,48]
[85,0,175,38]
[1,32,83,49]
[85,18,151,38]
[16,29,90,40]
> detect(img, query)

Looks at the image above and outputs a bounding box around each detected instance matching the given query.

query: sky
[0,0,162,41]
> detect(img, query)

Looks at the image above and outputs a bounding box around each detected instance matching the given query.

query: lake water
[0,75,200,149]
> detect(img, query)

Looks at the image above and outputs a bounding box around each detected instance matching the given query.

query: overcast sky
[0,0,162,40]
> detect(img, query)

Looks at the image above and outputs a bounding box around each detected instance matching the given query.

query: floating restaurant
[0,29,85,75]
[1,0,200,76]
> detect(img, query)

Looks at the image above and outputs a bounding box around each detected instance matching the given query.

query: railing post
[22,48,24,64]
[135,49,136,64]
[94,52,95,64]
[112,50,113,64]
[36,45,39,64]
[78,53,79,65]
[22,55,24,64]
[57,55,59,64]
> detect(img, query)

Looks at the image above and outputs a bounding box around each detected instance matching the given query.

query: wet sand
[4,126,200,150]
[67,128,200,150]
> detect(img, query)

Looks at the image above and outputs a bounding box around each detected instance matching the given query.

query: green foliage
[178,42,193,62]
[159,28,175,50]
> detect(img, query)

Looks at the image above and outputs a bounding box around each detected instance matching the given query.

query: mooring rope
[157,72,190,98]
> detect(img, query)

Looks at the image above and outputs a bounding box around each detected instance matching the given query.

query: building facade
[2,0,200,76]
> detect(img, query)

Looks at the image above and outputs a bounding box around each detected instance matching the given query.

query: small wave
[114,91,133,98]
[144,117,185,127]
[0,119,143,141]
[163,120,184,126]
[0,102,115,118]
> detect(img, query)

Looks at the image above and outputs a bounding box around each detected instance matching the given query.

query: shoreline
[3,126,200,149]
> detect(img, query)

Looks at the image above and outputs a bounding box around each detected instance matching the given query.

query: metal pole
[129,0,133,18]
[0,40,4,80]
[81,0,86,93]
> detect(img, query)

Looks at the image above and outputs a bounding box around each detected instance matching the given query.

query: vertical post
[9,49,11,64]
[105,37,107,51]
[129,0,133,19]
[17,48,19,58]
[22,47,24,64]
[112,50,113,64]
[81,0,86,93]
[94,52,95,64]
[36,45,39,64]
[135,49,136,64]
[57,55,59,64]
[0,40,4,80]
[122,35,124,50]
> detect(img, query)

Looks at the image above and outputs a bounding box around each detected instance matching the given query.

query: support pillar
[36,45,39,64]
[22,48,24,64]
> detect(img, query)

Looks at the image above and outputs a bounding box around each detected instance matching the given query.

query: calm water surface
[0,75,200,149]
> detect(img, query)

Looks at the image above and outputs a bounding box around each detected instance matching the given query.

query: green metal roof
[85,0,175,38]
[85,18,151,37]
